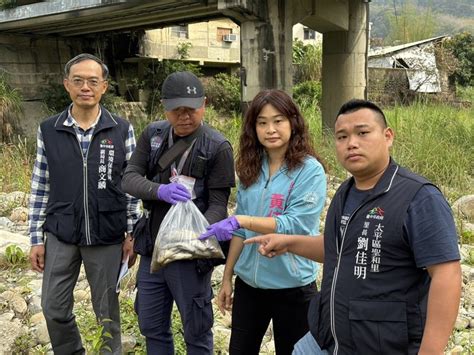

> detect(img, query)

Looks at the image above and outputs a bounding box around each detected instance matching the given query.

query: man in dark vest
[246,99,461,354]
[28,53,140,354]
[122,71,235,354]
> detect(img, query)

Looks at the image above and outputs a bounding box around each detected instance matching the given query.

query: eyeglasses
[69,77,105,88]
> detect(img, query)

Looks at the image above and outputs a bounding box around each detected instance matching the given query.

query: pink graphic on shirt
[268,194,284,216]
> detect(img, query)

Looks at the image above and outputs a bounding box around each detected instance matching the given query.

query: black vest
[40,106,130,246]
[142,120,231,254]
[312,160,434,354]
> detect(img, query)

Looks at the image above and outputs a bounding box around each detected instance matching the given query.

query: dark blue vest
[40,106,130,246]
[312,160,434,354]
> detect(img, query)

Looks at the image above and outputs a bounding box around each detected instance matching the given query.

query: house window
[217,27,232,42]
[171,25,188,39]
[303,28,316,40]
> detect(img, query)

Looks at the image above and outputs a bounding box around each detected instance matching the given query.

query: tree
[443,32,474,87]
[386,0,437,44]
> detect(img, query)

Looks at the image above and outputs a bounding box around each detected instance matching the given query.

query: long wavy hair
[236,89,323,188]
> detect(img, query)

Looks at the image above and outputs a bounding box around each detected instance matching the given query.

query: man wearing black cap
[122,71,235,354]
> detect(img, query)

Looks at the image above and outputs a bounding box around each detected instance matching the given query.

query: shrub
[0,72,23,142]
[0,0,17,10]
[293,81,322,109]
[293,40,322,84]
[41,83,70,115]
[444,32,474,87]
[42,82,127,115]
[205,73,241,114]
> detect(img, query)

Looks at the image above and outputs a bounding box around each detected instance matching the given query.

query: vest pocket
[98,197,127,242]
[44,201,78,244]
[348,300,408,354]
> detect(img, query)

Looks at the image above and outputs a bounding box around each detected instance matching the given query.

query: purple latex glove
[157,183,191,204]
[199,216,240,241]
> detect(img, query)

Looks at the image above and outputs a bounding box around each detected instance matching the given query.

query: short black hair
[336,99,387,127]
[64,53,109,79]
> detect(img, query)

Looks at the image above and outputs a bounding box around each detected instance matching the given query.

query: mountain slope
[370,0,474,39]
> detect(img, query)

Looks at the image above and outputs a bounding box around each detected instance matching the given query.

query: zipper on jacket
[253,175,272,286]
[329,204,362,355]
[264,177,270,189]
[74,133,92,245]
[82,157,91,245]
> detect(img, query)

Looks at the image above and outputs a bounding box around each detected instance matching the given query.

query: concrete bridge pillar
[321,0,368,130]
[238,0,294,108]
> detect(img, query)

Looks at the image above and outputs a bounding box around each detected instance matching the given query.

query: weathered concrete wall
[239,0,295,104]
[0,34,83,100]
[0,33,85,138]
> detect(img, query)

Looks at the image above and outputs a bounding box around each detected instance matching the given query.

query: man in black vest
[122,71,235,354]
[28,53,140,354]
[246,99,461,354]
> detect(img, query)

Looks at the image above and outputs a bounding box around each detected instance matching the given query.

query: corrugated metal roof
[369,35,446,58]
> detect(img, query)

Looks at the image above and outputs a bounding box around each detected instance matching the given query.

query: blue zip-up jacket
[234,155,327,289]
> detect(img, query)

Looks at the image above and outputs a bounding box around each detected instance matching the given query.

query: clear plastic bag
[150,199,225,273]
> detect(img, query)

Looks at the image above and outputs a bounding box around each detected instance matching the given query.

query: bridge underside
[0,0,368,130]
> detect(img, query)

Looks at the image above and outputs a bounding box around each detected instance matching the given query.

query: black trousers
[229,276,317,355]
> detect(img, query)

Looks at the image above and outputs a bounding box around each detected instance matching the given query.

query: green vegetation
[205,99,474,211]
[74,293,187,354]
[41,82,127,116]
[0,136,35,192]
[76,306,113,353]
[176,42,193,60]
[444,32,474,87]
[205,72,241,114]
[386,102,473,201]
[292,40,322,83]
[291,40,323,111]
[293,81,322,111]
[11,332,36,353]
[2,101,472,205]
[0,72,23,142]
[0,0,17,10]
[5,244,27,266]
[385,0,437,45]
[370,0,474,39]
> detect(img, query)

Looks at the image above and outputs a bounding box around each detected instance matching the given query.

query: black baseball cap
[161,71,205,111]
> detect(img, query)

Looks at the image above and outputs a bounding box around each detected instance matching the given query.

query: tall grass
[387,102,473,200]
[1,102,472,204]
[0,136,35,192]
[211,101,473,203]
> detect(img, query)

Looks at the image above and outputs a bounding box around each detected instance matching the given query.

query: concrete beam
[217,0,264,23]
[0,1,215,35]
[321,0,368,130]
[300,0,349,33]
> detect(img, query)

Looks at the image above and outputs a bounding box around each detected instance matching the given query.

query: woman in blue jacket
[199,89,327,355]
